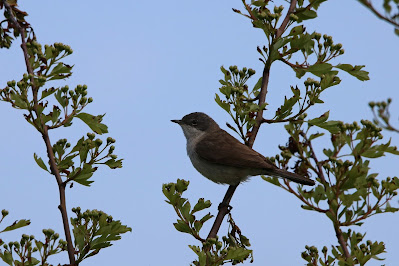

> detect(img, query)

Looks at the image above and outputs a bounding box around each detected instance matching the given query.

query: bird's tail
[267,168,315,186]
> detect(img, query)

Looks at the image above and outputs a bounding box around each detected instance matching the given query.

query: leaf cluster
[70,208,132,264]
[302,230,385,266]
[163,180,253,265]
[0,210,66,266]
[34,133,121,187]
[215,66,261,142]
[370,98,399,133]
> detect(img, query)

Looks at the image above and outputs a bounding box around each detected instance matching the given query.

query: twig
[360,0,399,28]
[276,0,298,39]
[2,2,76,264]
[333,221,350,259]
[300,132,327,184]
[207,185,237,239]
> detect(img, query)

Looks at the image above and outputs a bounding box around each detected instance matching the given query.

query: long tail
[267,168,315,186]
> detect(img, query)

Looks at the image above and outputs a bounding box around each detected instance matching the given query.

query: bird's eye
[191,119,198,126]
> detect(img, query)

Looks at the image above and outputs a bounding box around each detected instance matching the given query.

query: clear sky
[1,0,398,265]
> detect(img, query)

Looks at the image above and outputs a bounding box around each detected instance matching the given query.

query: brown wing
[195,129,277,170]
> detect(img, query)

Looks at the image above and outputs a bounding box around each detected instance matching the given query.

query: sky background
[1,0,398,265]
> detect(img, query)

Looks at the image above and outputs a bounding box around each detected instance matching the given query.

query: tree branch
[333,221,350,259]
[207,0,299,242]
[276,0,298,39]
[2,2,76,264]
[207,184,237,239]
[360,0,399,28]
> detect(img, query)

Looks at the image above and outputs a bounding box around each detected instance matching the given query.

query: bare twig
[2,2,76,264]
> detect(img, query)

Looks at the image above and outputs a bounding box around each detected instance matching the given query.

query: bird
[171,112,315,186]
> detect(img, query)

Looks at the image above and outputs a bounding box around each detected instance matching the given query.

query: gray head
[171,112,219,140]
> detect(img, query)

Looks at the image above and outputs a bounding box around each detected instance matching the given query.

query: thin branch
[333,221,351,259]
[42,126,76,265]
[282,179,328,213]
[360,0,399,28]
[2,2,76,264]
[300,132,327,184]
[276,0,298,39]
[207,185,238,239]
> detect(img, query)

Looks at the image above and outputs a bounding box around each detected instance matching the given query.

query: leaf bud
[289,14,298,21]
[87,133,95,140]
[107,137,116,144]
[248,68,256,76]
[109,145,115,154]
[80,97,87,105]
[95,138,103,146]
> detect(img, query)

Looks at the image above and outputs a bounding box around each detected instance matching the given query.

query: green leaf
[192,198,211,213]
[54,90,67,108]
[76,113,108,134]
[49,63,73,80]
[335,64,369,81]
[315,120,342,133]
[295,8,317,22]
[1,219,31,233]
[72,163,95,186]
[308,111,329,126]
[10,92,28,109]
[199,213,213,224]
[40,87,57,101]
[225,247,252,260]
[215,94,230,113]
[308,132,324,141]
[320,73,341,89]
[173,220,191,234]
[104,159,123,169]
[274,86,301,120]
[307,63,332,76]
[0,250,13,265]
[33,153,49,172]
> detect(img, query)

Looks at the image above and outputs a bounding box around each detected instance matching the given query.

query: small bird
[172,112,315,186]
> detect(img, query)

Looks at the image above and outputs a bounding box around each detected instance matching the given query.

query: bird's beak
[171,119,182,124]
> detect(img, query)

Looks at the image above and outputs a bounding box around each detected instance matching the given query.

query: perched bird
[172,112,315,186]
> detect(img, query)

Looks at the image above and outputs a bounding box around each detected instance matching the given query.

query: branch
[2,2,76,264]
[207,185,237,239]
[42,126,76,265]
[333,221,351,259]
[276,0,298,39]
[300,132,327,184]
[360,0,399,28]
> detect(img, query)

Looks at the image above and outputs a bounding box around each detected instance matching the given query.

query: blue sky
[1,0,398,265]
